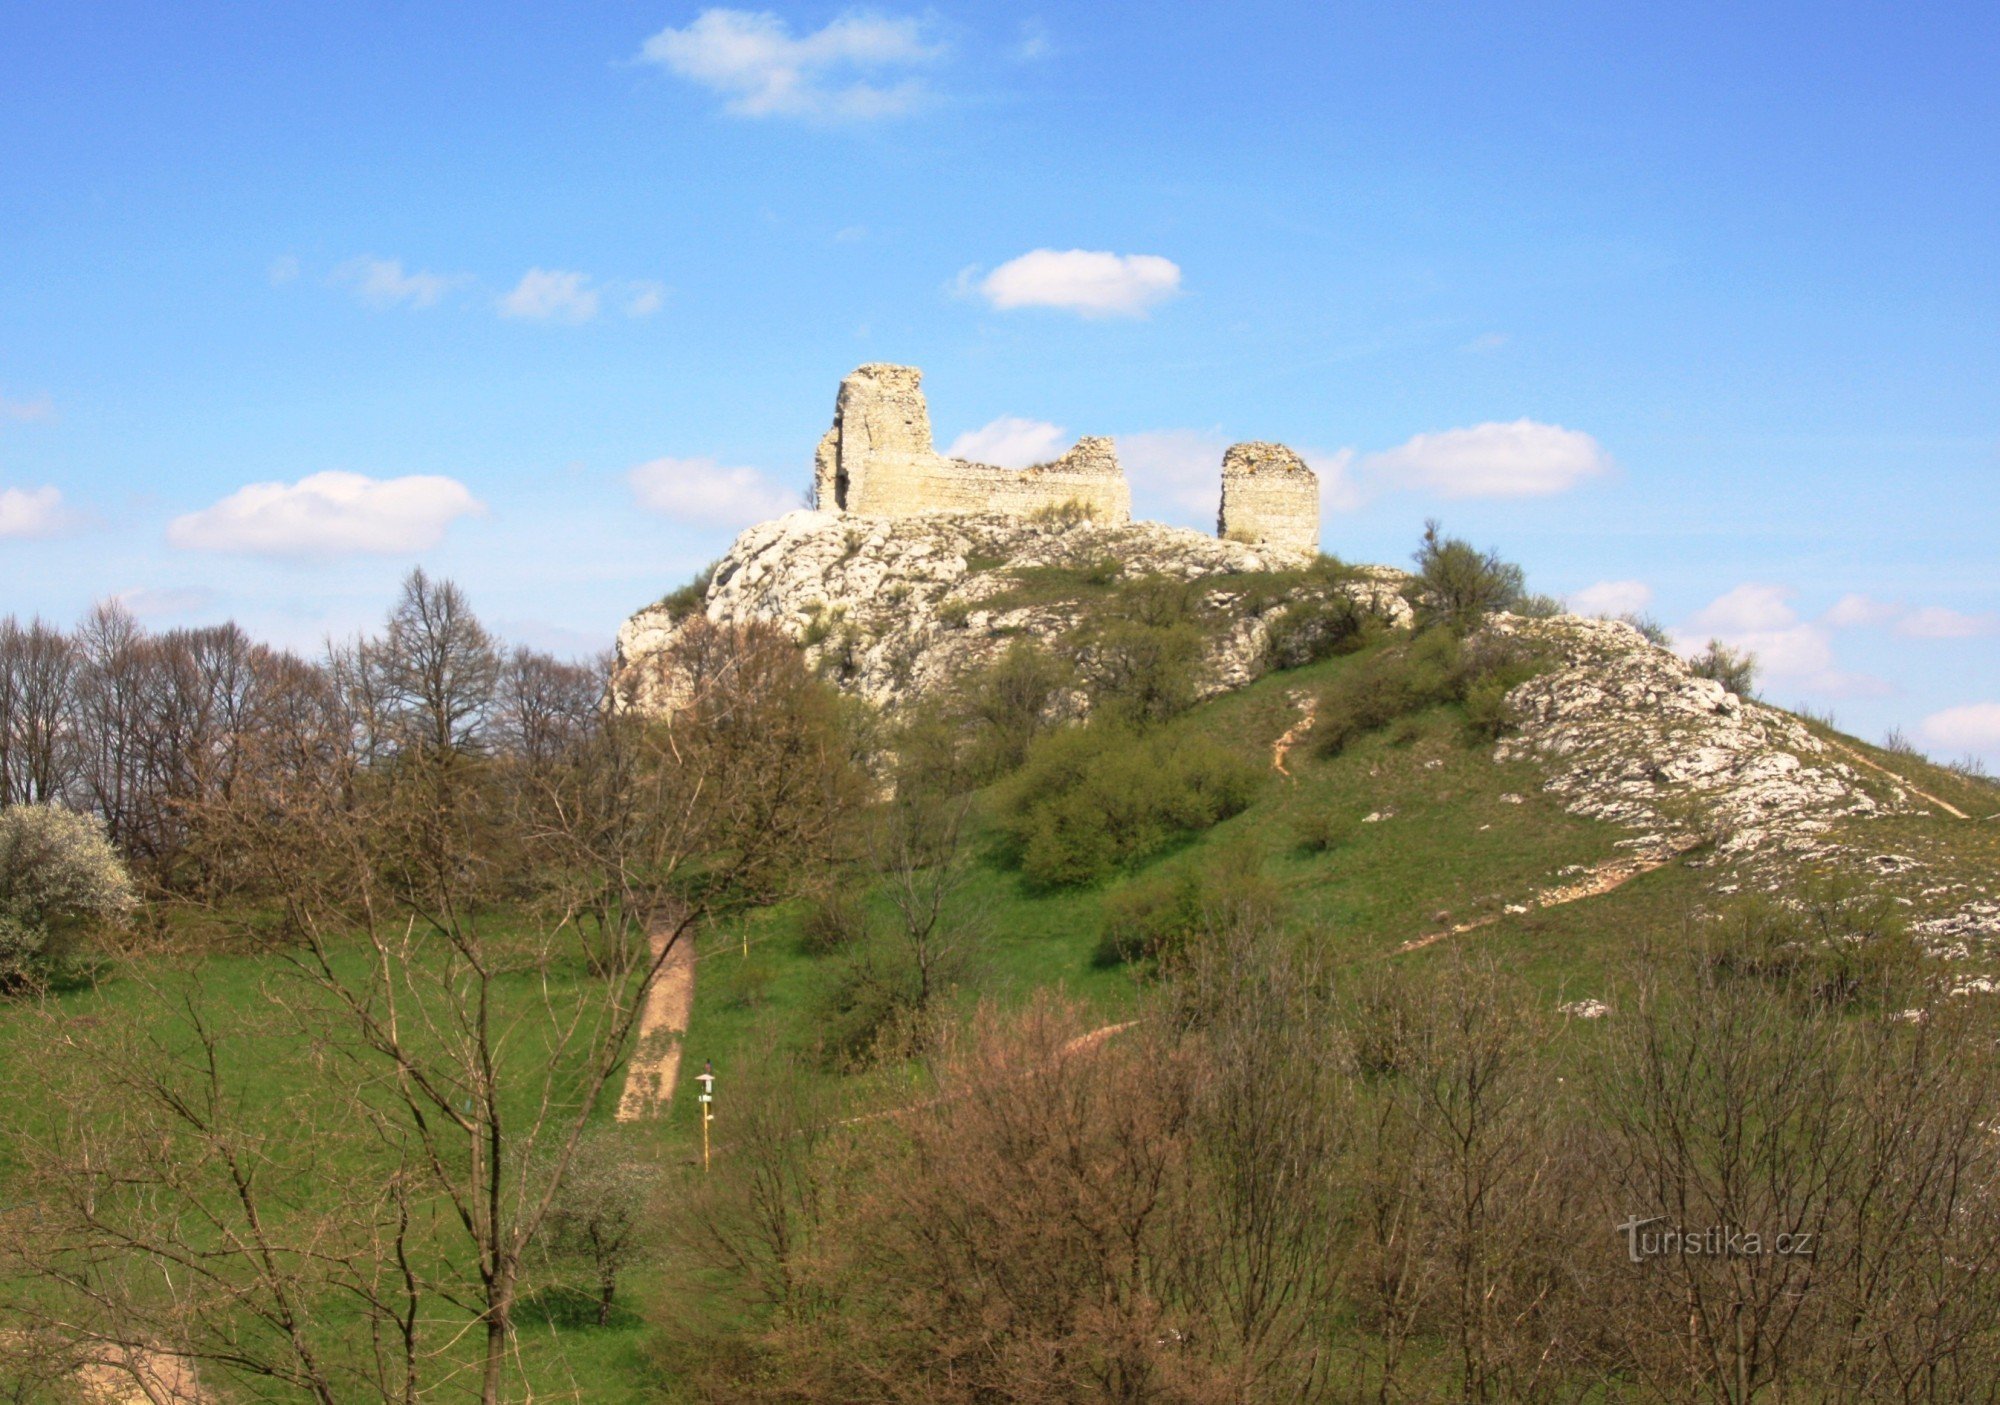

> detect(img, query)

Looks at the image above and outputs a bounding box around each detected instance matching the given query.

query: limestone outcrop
[1219,442,1320,556]
[813,364,1132,524]
[613,510,1407,717]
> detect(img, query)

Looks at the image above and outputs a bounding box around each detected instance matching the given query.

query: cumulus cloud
[1823,592,1900,628]
[499,269,600,323]
[1678,583,1888,697]
[946,416,1070,468]
[638,8,942,120]
[0,485,67,538]
[1920,703,2000,756]
[1896,605,1995,640]
[167,472,484,558]
[1361,419,1610,498]
[1568,580,1653,617]
[1,392,54,424]
[334,257,461,310]
[976,249,1182,318]
[629,457,797,527]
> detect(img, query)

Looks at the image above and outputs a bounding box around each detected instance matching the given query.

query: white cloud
[947,416,1070,468]
[499,269,600,323]
[1362,419,1610,498]
[334,257,460,310]
[111,586,215,620]
[629,457,797,527]
[1920,703,2000,755]
[1014,19,1052,60]
[624,281,667,318]
[167,472,484,558]
[977,249,1182,318]
[1569,580,1653,617]
[1677,583,1889,697]
[638,8,942,120]
[1897,605,1995,640]
[1116,429,1228,522]
[268,255,300,286]
[1,392,54,424]
[0,485,66,538]
[1461,332,1509,354]
[1824,592,1899,628]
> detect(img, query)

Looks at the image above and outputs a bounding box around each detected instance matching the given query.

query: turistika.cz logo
[1616,1216,1817,1263]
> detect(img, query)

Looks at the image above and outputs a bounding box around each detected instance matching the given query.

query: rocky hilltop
[613,508,1406,715]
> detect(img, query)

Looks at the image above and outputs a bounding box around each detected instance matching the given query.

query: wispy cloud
[624,280,667,318]
[0,392,55,424]
[1361,420,1610,498]
[499,268,601,323]
[333,257,462,310]
[111,585,216,620]
[629,457,797,527]
[947,416,1070,468]
[1896,605,1996,640]
[1569,580,1654,617]
[973,249,1182,318]
[638,8,943,121]
[1677,583,1888,697]
[168,471,484,558]
[268,255,300,286]
[0,485,68,538]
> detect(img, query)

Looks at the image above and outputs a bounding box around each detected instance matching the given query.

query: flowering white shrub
[0,803,136,986]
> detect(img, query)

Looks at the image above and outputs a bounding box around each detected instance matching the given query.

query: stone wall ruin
[810,363,1320,557]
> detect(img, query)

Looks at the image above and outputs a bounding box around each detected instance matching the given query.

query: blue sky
[3,2,1997,758]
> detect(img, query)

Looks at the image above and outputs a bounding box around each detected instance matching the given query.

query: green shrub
[1094,847,1282,966]
[1698,886,1919,1008]
[799,886,870,956]
[1314,630,1465,756]
[962,639,1070,781]
[1689,638,1758,697]
[1004,724,1262,888]
[1411,519,1526,632]
[1619,611,1672,647]
[1082,619,1205,727]
[0,804,136,989]
[1291,808,1355,855]
[655,561,719,622]
[1263,593,1368,669]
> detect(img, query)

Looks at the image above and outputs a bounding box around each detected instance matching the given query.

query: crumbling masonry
[811,364,1320,556]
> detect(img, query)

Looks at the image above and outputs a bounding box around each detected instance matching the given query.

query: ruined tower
[1217,441,1320,556]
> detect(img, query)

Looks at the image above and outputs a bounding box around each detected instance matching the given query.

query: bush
[1688,638,1758,697]
[1314,630,1559,755]
[1004,724,1262,888]
[1698,886,1919,1008]
[1618,611,1672,647]
[799,886,870,955]
[1411,519,1526,632]
[1094,847,1282,966]
[655,561,718,622]
[1082,619,1205,727]
[1263,593,1368,670]
[962,639,1070,780]
[0,804,136,988]
[1291,808,1355,854]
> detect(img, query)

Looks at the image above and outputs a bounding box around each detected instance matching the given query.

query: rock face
[613,510,1404,716]
[1490,615,1896,858]
[1218,442,1320,556]
[813,364,1133,524]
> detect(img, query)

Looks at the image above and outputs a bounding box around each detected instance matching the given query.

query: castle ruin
[811,364,1321,556]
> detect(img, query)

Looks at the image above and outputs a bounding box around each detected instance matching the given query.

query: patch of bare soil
[1396,841,1695,954]
[615,923,696,1122]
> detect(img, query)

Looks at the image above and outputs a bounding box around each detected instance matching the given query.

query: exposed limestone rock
[1489,615,1892,858]
[613,510,1401,716]
[1218,442,1319,556]
[815,364,1132,524]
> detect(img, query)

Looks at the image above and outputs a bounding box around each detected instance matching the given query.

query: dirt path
[615,923,696,1122]
[1396,842,1694,954]
[1820,737,1972,820]
[1272,690,1316,776]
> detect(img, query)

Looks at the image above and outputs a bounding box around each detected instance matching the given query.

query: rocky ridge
[613,509,1408,716]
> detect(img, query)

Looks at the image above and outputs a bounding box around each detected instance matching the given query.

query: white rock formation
[614,511,1403,716]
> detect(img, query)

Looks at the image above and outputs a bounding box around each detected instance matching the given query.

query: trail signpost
[696,1065,716,1172]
